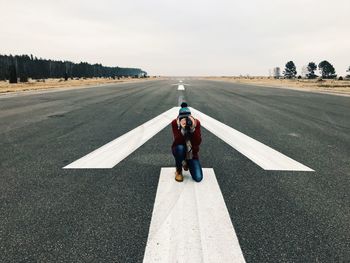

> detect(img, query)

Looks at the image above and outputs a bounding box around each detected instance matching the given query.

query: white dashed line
[178,84,185,90]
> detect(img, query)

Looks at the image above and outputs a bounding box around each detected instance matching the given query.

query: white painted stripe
[143,168,245,263]
[64,106,313,171]
[178,84,185,90]
[190,107,314,171]
[178,95,185,106]
[64,107,178,169]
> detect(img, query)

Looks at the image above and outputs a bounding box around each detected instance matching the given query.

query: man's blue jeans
[172,145,203,182]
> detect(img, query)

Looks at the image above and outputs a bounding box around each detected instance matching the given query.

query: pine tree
[9,65,17,83]
[0,54,147,80]
[283,61,297,79]
[318,60,336,79]
[306,62,317,79]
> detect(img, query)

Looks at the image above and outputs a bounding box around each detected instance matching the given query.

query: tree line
[273,60,350,80]
[0,54,147,83]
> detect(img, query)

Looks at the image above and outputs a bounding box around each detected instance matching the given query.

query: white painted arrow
[143,168,245,263]
[63,107,178,169]
[64,107,313,171]
[190,108,313,171]
[177,84,185,91]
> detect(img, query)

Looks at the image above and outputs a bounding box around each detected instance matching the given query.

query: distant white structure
[137,72,147,78]
[301,65,308,78]
[273,67,281,78]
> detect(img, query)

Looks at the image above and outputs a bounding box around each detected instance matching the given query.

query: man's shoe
[175,168,183,182]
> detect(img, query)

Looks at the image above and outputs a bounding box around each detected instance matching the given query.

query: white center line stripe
[143,168,245,263]
[190,107,314,171]
[63,107,179,169]
[178,84,185,90]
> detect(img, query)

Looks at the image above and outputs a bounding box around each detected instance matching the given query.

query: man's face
[179,117,187,128]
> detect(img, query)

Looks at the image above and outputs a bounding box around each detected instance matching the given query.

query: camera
[185,117,193,131]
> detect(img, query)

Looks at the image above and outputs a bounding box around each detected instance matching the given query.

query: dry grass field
[0,77,157,94]
[204,77,350,96]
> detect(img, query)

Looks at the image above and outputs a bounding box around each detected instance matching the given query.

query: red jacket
[171,119,202,159]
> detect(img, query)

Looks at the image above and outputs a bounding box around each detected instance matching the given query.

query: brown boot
[175,168,183,182]
[182,160,189,171]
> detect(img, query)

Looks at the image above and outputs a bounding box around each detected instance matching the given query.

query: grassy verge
[203,77,350,95]
[0,77,159,94]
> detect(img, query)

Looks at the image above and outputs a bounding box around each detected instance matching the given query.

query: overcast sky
[1,0,349,76]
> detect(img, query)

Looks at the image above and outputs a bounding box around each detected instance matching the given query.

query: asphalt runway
[0,79,349,262]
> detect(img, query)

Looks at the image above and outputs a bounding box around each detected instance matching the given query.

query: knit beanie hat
[178,102,191,120]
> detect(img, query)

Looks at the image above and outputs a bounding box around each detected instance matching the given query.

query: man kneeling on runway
[171,102,203,182]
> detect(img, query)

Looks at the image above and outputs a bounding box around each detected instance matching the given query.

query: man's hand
[188,116,196,129]
[179,117,196,129]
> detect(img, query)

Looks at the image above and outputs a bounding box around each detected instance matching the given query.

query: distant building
[139,72,147,78]
[273,67,281,79]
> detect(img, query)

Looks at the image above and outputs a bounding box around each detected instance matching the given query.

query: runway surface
[1,79,349,262]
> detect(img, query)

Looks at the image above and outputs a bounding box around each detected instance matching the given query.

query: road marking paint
[288,132,300,137]
[190,107,314,171]
[178,84,185,91]
[172,83,189,86]
[178,95,185,106]
[143,168,245,263]
[63,107,178,169]
[64,106,313,171]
